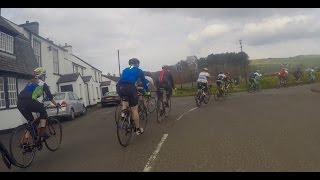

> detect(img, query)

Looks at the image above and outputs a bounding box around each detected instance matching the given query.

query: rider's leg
[17,100,33,143]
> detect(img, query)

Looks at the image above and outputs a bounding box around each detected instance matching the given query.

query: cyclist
[137,72,156,109]
[294,67,303,82]
[224,71,232,90]
[155,65,176,107]
[249,70,262,88]
[197,67,211,96]
[17,67,59,143]
[278,68,288,83]
[116,58,150,135]
[216,71,226,95]
[309,68,316,81]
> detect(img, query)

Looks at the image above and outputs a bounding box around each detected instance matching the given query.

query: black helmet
[129,58,140,66]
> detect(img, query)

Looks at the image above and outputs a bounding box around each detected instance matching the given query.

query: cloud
[2,8,320,74]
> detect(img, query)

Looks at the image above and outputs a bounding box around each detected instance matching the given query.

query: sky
[2,8,320,75]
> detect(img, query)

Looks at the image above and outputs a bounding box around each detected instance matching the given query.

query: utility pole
[240,40,248,85]
[117,50,121,77]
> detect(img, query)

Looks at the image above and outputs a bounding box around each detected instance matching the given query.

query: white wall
[101,76,117,93]
[0,79,30,130]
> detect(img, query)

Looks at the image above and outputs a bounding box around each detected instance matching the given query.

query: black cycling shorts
[117,84,138,107]
[17,98,48,121]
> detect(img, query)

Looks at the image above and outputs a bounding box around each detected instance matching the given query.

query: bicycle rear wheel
[9,124,35,168]
[164,98,171,117]
[139,102,148,130]
[156,98,165,123]
[116,110,132,147]
[195,90,202,107]
[147,97,156,113]
[45,118,62,151]
[204,89,211,104]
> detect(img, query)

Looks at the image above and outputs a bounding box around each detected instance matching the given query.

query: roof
[56,73,80,84]
[100,81,111,86]
[0,17,20,36]
[0,17,38,76]
[102,75,120,82]
[82,76,92,82]
[72,54,102,72]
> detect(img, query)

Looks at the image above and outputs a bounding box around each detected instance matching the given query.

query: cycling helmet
[32,67,46,79]
[162,65,169,70]
[203,68,208,71]
[219,71,224,74]
[128,58,140,66]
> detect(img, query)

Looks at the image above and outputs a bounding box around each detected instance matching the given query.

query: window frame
[0,77,6,109]
[53,48,59,74]
[33,39,41,66]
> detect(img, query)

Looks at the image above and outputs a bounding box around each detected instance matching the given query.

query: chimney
[63,43,73,54]
[20,21,39,35]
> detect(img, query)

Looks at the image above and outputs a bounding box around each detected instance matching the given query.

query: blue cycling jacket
[117,66,149,91]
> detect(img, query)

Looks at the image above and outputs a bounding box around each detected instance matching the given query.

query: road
[1,83,320,172]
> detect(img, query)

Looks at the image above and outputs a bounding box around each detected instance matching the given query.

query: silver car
[44,92,86,120]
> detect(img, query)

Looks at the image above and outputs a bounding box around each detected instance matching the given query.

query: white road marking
[176,107,198,121]
[143,134,169,172]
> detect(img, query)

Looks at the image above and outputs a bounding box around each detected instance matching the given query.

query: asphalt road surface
[1,83,320,172]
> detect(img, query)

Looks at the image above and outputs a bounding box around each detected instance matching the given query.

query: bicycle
[156,88,171,123]
[195,83,211,107]
[9,104,62,168]
[145,91,157,114]
[248,78,262,93]
[0,141,15,169]
[214,82,226,101]
[115,92,148,147]
[224,80,233,96]
[278,75,288,88]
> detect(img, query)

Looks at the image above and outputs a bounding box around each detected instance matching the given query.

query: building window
[7,77,17,107]
[94,71,97,82]
[0,32,14,54]
[81,68,84,76]
[75,66,79,73]
[0,77,5,109]
[33,39,41,66]
[53,49,59,73]
[60,84,73,92]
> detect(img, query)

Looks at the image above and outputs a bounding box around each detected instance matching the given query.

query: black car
[101,92,121,107]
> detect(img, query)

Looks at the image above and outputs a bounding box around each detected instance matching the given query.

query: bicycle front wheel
[45,118,62,151]
[147,97,156,113]
[116,110,132,147]
[9,124,35,168]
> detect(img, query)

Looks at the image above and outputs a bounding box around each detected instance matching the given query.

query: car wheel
[70,108,75,120]
[81,105,86,115]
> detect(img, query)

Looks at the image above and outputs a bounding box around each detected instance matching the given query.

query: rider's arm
[43,83,57,106]
[168,73,175,89]
[138,70,149,92]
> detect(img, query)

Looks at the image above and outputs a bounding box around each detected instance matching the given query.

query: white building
[101,74,119,96]
[0,17,38,130]
[4,18,103,107]
[0,16,105,130]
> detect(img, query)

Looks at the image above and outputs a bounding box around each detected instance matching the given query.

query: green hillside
[250,55,320,74]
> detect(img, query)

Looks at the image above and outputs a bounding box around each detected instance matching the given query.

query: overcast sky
[2,8,320,74]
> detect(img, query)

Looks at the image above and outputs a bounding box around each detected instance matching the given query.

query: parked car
[43,91,86,120]
[101,92,121,107]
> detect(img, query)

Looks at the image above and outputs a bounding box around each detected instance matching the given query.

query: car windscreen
[54,93,65,100]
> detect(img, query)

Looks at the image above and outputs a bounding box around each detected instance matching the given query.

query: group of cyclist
[196,68,233,97]
[277,67,316,85]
